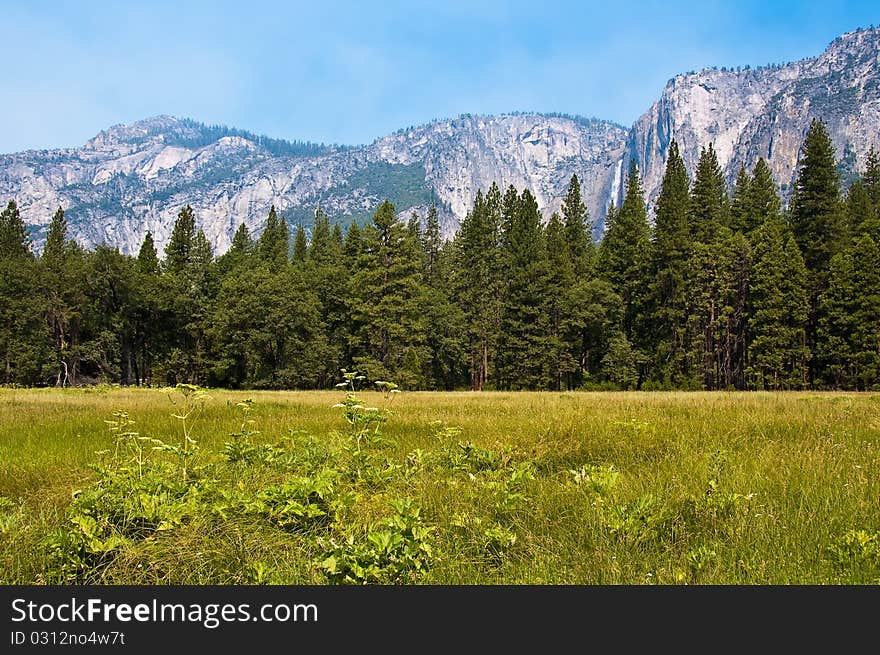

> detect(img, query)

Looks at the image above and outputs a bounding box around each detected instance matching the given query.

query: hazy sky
[3,0,877,152]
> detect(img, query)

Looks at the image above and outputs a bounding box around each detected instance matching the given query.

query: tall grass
[1,387,878,584]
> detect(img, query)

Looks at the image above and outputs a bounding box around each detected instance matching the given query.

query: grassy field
[1,386,878,584]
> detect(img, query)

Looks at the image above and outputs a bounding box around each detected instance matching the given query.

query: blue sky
[2,1,877,152]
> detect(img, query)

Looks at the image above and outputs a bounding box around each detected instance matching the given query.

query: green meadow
[1,386,878,584]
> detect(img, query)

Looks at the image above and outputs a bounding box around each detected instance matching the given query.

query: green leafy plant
[165,383,209,480]
[827,530,880,578]
[318,499,435,584]
[569,463,620,496]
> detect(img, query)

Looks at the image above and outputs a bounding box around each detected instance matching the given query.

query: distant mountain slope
[621,26,880,209]
[0,113,626,255]
[1,26,878,256]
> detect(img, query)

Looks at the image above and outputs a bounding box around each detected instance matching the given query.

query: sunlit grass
[1,387,878,584]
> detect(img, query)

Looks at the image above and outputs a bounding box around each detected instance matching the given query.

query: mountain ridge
[2,25,878,256]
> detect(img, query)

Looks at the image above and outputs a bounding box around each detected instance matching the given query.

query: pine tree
[846,181,878,241]
[747,158,782,228]
[164,205,196,273]
[42,207,68,271]
[690,144,729,242]
[685,231,743,390]
[133,231,160,385]
[343,221,362,264]
[544,212,575,388]
[598,162,651,352]
[747,219,809,389]
[309,208,334,266]
[40,207,71,386]
[422,201,442,284]
[0,200,31,260]
[348,200,427,387]
[729,165,753,235]
[216,223,253,276]
[292,225,308,264]
[41,207,87,386]
[496,188,553,389]
[257,205,290,270]
[304,208,348,387]
[156,210,214,385]
[562,278,625,387]
[862,145,880,209]
[561,174,593,275]
[422,238,467,390]
[136,231,160,275]
[0,200,47,383]
[817,235,880,389]
[230,223,254,255]
[455,186,503,390]
[789,119,845,383]
[648,140,692,385]
[208,266,325,388]
[331,223,345,250]
[790,119,845,286]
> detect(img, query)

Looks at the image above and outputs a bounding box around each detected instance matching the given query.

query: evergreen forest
[2,120,879,391]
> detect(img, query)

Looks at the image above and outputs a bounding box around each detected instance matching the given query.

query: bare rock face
[1,26,877,255]
[0,114,626,256]
[620,26,880,211]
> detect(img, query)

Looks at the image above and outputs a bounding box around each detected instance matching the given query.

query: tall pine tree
[747,219,809,389]
[496,188,552,389]
[648,140,692,385]
[598,162,651,353]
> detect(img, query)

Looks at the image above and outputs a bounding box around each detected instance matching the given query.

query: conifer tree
[42,207,68,272]
[304,208,348,387]
[309,208,334,266]
[348,200,427,387]
[544,212,575,388]
[598,162,651,350]
[729,165,752,234]
[648,140,692,384]
[747,158,782,228]
[331,223,345,250]
[422,201,442,283]
[789,119,845,382]
[690,144,729,242]
[133,231,160,385]
[230,223,254,255]
[0,200,47,384]
[164,205,196,273]
[216,223,253,276]
[455,186,502,390]
[846,181,879,242]
[817,235,880,389]
[790,119,845,286]
[862,145,880,210]
[422,238,467,390]
[0,200,31,260]
[293,225,308,264]
[561,174,593,275]
[747,219,809,389]
[343,221,362,264]
[136,231,160,276]
[496,189,552,389]
[41,207,81,386]
[257,205,289,270]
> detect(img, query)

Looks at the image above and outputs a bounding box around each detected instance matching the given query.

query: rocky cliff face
[621,26,880,209]
[0,113,626,255]
[1,26,878,255]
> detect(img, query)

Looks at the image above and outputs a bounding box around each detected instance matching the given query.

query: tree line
[1,119,878,391]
